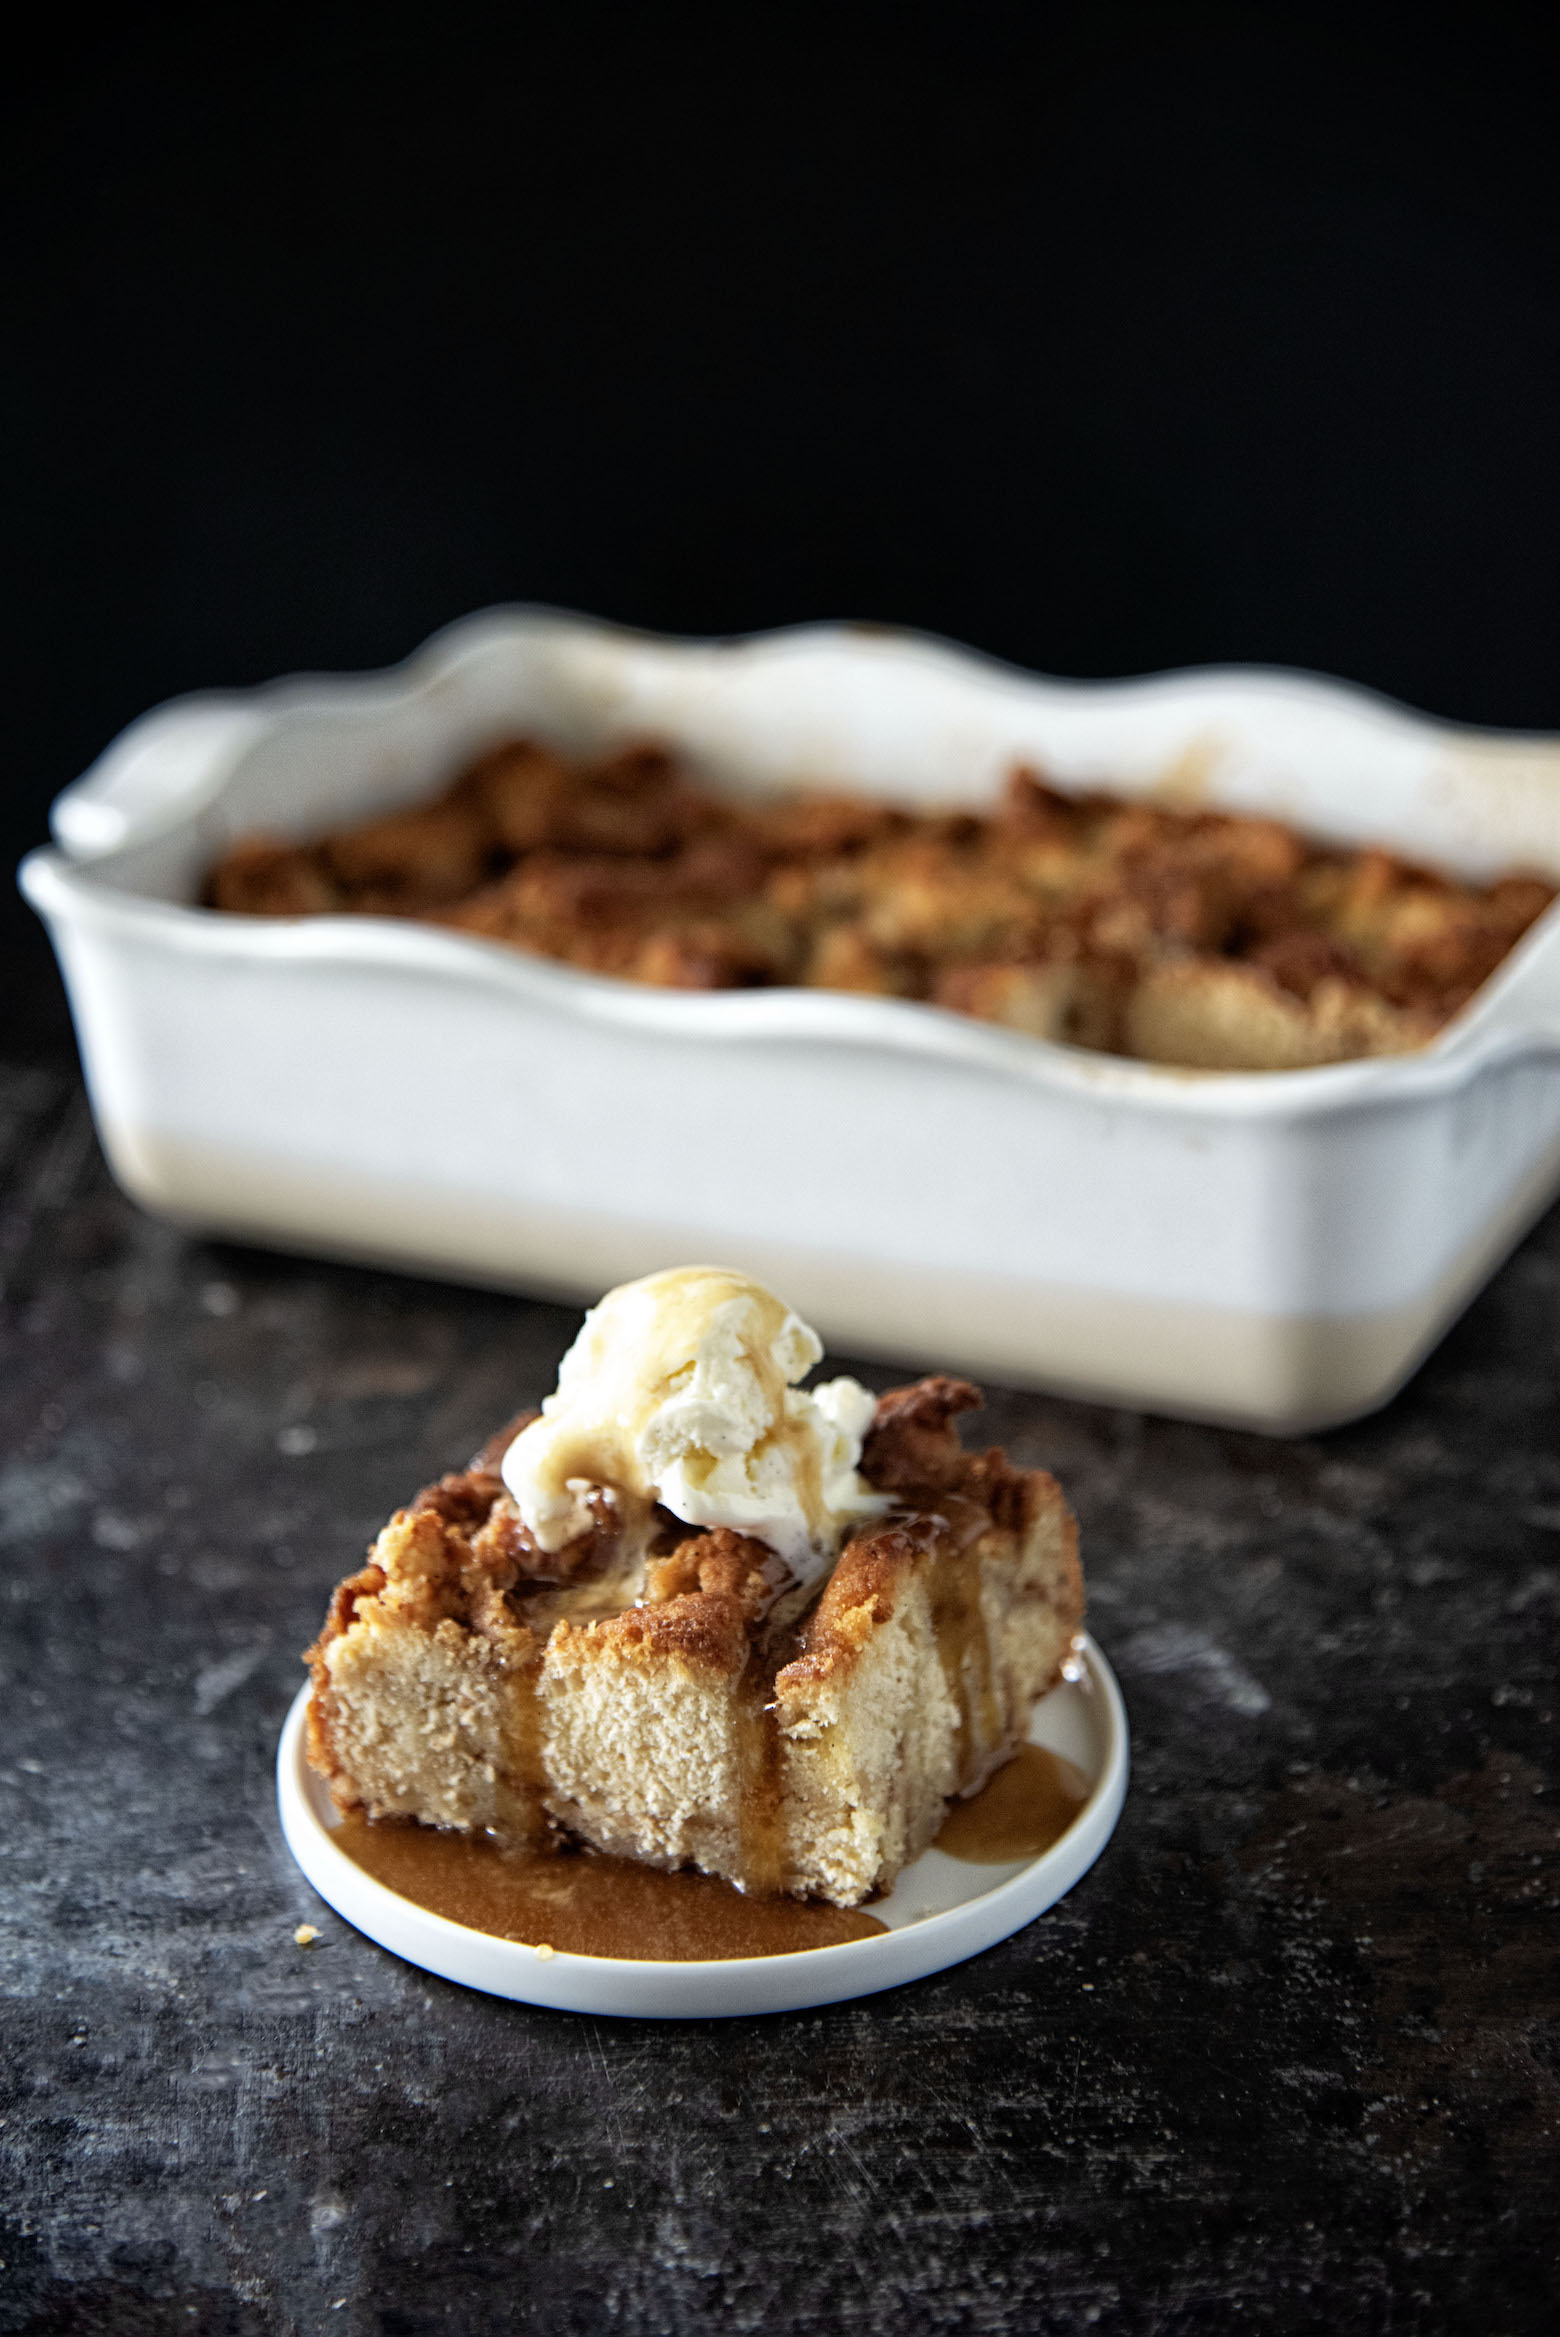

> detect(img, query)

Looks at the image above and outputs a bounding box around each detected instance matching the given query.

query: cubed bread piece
[305,1502,544,1841]
[775,1376,1082,1903]
[934,958,1126,1051]
[1125,957,1438,1071]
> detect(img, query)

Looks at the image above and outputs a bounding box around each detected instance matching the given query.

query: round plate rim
[275,1634,1129,2018]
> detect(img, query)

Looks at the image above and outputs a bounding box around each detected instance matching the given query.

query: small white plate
[275,1635,1128,2018]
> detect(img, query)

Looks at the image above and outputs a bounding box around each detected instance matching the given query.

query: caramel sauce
[925,1502,1002,1778]
[500,1640,548,1846]
[735,1670,787,1896]
[332,1813,886,1960]
[934,1742,1092,1863]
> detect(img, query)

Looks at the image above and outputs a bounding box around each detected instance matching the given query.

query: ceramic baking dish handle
[51,695,266,861]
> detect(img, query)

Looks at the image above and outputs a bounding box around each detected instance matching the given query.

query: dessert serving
[305,1268,1086,1918]
[209,737,1555,1072]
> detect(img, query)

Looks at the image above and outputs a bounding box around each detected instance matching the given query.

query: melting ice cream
[501,1266,887,1582]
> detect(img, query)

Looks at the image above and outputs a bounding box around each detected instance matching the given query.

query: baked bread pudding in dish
[306,1268,1084,1908]
[209,739,1554,1072]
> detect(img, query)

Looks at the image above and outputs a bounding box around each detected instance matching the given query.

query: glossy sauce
[332,1812,886,1960]
[934,1742,1092,1862]
[498,1640,548,1846]
[735,1672,787,1897]
[505,1268,835,1552]
[921,1498,1002,1777]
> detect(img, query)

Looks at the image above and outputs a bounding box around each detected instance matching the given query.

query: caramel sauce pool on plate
[934,1742,1093,1863]
[331,1744,1091,1961]
[331,1814,884,1960]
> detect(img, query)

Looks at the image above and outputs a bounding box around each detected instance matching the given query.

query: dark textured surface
[2,1056,1557,2336]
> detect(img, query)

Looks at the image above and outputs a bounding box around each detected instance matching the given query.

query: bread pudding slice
[306,1378,1083,1908]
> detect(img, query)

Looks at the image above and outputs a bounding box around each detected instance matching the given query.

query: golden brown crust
[642,1527,776,1618]
[307,1381,1067,1697]
[551,1527,776,1679]
[304,1561,387,1793]
[775,1522,928,1692]
[860,1375,984,1495]
[859,1375,1045,1536]
[304,1448,619,1673]
[410,1467,509,1529]
[209,746,1555,1071]
[563,1589,751,1677]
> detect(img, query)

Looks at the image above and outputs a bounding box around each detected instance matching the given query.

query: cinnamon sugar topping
[209,743,1556,1071]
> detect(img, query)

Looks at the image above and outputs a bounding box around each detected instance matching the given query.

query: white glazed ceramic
[21,611,1560,1429]
[275,1634,1129,2019]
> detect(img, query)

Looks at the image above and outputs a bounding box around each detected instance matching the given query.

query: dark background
[7,4,1560,1057]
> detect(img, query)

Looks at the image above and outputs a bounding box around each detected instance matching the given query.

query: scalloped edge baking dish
[20,609,1560,1431]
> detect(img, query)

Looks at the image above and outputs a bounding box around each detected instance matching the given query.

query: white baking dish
[21,610,1560,1432]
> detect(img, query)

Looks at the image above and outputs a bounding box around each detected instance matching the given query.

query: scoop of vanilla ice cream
[501,1266,887,1581]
